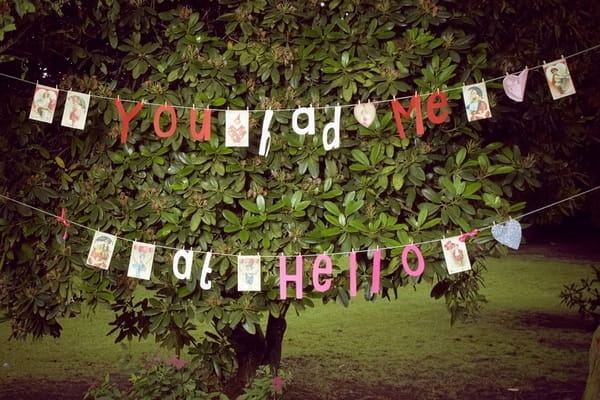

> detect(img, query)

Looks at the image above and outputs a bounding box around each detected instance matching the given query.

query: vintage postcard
[225,110,249,147]
[462,83,492,122]
[127,242,155,280]
[29,84,59,123]
[86,231,117,270]
[544,59,576,100]
[237,255,261,291]
[441,236,472,274]
[61,91,90,130]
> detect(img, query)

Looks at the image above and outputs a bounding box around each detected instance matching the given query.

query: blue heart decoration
[491,219,522,250]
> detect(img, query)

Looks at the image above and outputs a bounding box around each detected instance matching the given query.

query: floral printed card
[225,110,249,147]
[441,236,472,275]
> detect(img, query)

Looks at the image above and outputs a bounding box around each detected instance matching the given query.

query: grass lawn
[0,250,597,400]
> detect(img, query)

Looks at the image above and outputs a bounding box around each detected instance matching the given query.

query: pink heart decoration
[353,102,376,128]
[502,68,528,102]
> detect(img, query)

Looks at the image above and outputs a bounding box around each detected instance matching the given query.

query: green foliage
[560,265,600,324]
[236,365,289,400]
[457,0,600,224]
[84,352,232,400]
[0,0,544,392]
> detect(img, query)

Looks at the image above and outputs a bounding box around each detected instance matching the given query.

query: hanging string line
[1,185,599,259]
[0,43,599,112]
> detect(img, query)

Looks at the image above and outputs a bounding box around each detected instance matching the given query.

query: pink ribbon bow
[458,229,479,242]
[56,208,71,240]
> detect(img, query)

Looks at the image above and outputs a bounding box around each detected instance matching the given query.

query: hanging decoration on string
[237,255,262,292]
[29,84,58,123]
[462,83,492,122]
[353,101,376,128]
[491,219,522,250]
[441,236,472,274]
[1,185,600,297]
[544,58,576,100]
[7,44,597,153]
[60,91,90,130]
[127,242,155,280]
[87,231,117,270]
[225,110,249,147]
[503,68,529,102]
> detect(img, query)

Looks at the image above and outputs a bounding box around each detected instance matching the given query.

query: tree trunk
[262,313,287,370]
[226,307,290,396]
[227,323,266,395]
[583,325,600,400]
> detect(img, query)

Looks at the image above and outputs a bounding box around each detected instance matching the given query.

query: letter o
[153,104,177,138]
[402,245,425,277]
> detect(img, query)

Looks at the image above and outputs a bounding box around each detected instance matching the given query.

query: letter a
[173,249,194,280]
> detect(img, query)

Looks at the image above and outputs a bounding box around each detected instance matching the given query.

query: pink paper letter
[312,254,333,292]
[279,255,303,299]
[391,95,423,138]
[153,104,177,138]
[371,249,381,294]
[426,91,449,125]
[114,99,144,144]
[402,245,425,277]
[190,108,211,141]
[349,251,358,297]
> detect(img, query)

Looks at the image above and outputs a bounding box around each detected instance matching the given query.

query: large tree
[0,0,546,394]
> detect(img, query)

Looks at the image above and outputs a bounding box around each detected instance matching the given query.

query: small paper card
[86,231,117,270]
[225,110,249,147]
[127,242,155,280]
[462,83,492,122]
[61,91,90,130]
[237,255,261,291]
[543,59,576,100]
[29,85,59,123]
[441,236,472,274]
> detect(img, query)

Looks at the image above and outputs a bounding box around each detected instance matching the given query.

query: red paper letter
[371,249,381,295]
[349,251,358,297]
[279,255,303,299]
[402,245,425,277]
[426,91,449,125]
[153,104,177,138]
[190,108,211,141]
[312,254,333,292]
[391,94,423,138]
[114,99,144,144]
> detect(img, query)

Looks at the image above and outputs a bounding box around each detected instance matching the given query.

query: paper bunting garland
[86,231,117,270]
[29,84,58,123]
[491,219,522,249]
[441,236,472,274]
[462,83,492,122]
[238,255,262,291]
[61,91,90,130]
[225,110,249,147]
[503,68,529,102]
[544,58,576,100]
[127,242,155,280]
